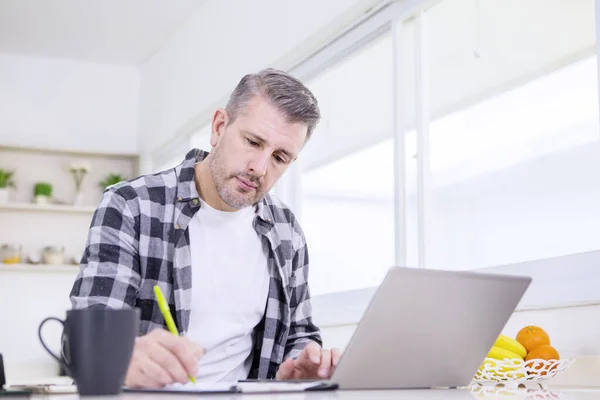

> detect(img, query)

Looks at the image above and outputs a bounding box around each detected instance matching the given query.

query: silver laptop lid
[332,267,532,389]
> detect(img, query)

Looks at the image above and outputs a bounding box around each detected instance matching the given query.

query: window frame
[291,0,600,309]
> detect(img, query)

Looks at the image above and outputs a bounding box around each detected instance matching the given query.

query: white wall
[0,53,140,154]
[137,0,383,168]
[0,53,140,382]
[0,268,80,381]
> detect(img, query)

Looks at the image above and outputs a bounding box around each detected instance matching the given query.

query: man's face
[208,95,308,210]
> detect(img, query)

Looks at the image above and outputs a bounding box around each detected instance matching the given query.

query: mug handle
[38,317,71,376]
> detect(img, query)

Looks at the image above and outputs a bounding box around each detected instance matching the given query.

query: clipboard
[124,380,339,394]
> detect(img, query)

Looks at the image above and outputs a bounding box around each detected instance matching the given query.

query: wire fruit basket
[473,357,575,387]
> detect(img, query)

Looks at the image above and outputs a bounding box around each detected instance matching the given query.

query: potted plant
[99,173,127,190]
[68,162,90,205]
[0,169,15,204]
[34,182,53,204]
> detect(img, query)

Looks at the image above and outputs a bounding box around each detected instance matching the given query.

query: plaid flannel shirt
[69,148,322,379]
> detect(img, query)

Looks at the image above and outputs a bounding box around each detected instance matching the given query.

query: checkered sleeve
[70,187,141,310]
[284,231,323,360]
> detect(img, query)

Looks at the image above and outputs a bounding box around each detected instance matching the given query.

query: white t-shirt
[186,199,270,382]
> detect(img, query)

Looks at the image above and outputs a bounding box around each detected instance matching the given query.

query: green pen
[153,285,197,384]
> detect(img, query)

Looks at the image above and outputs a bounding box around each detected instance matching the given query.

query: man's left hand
[275,341,342,380]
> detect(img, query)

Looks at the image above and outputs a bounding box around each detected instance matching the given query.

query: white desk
[29,386,600,400]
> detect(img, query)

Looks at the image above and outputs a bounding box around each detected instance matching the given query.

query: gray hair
[225,68,321,141]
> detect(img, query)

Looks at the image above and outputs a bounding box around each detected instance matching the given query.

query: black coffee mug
[38,308,140,396]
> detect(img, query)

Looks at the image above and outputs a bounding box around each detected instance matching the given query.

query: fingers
[331,348,342,368]
[293,342,327,379]
[138,353,174,387]
[187,338,205,359]
[275,358,295,380]
[318,349,331,378]
[126,329,204,388]
[149,341,190,384]
[277,344,341,380]
[299,341,321,366]
[125,352,169,389]
[126,367,162,389]
[151,329,203,378]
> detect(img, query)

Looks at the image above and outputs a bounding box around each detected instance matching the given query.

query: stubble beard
[208,146,263,209]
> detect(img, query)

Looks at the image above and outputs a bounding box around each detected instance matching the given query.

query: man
[69,68,341,388]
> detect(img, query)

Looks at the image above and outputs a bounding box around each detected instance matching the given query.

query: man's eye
[247,138,259,147]
[274,155,285,164]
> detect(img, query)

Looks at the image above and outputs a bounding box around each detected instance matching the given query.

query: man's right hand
[125,328,204,388]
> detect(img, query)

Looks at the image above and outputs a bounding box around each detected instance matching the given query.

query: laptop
[327,266,532,390]
[127,266,531,393]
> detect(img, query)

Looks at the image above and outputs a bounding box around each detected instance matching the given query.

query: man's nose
[248,152,269,177]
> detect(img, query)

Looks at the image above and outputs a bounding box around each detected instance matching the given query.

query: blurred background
[0,0,599,385]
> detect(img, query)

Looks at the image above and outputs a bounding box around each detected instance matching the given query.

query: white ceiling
[0,0,205,65]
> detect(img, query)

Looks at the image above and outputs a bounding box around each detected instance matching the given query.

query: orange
[525,345,560,376]
[516,325,550,352]
[525,344,560,361]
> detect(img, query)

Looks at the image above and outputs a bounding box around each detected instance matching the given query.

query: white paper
[237,381,326,393]
[162,380,327,393]
[164,381,238,392]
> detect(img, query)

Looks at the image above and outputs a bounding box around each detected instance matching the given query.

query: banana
[493,334,527,359]
[487,345,523,361]
[479,336,526,381]
[478,360,525,380]
[479,357,526,379]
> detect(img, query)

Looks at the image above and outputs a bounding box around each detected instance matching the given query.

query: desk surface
[30,386,600,400]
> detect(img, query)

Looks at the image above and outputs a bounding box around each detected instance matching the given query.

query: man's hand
[275,341,342,380]
[125,329,204,388]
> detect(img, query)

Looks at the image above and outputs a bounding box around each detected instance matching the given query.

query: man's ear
[211,108,228,147]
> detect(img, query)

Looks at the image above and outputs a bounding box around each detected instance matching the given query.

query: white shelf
[0,144,139,160]
[0,263,80,273]
[0,202,96,214]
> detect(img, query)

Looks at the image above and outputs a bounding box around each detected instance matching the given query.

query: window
[152,124,212,173]
[151,135,192,173]
[299,33,396,295]
[289,0,600,303]
[422,0,600,270]
[190,124,212,152]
